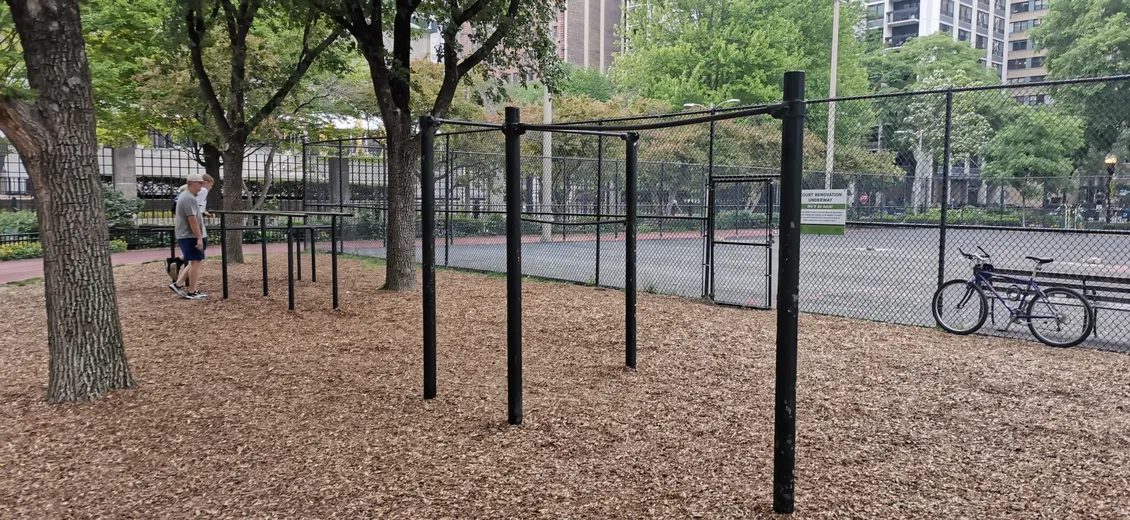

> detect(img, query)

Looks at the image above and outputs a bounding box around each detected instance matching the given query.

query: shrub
[0,242,43,261]
[102,183,144,230]
[0,210,39,234]
[109,239,128,253]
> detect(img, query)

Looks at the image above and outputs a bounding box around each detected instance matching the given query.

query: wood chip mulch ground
[2,255,1129,518]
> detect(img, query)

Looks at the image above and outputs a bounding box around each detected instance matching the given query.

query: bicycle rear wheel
[1026,287,1093,348]
[932,280,988,335]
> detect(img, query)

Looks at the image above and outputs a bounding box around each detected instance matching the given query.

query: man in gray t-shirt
[170,174,209,299]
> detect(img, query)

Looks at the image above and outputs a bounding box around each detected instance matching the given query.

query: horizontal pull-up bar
[522,102,789,133]
[515,126,630,138]
[431,118,504,129]
[519,217,627,227]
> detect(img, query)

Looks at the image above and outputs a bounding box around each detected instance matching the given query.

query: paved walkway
[0,244,292,285]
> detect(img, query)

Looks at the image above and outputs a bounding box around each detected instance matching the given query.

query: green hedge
[0,239,127,261]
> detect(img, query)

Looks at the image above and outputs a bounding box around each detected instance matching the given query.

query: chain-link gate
[708,175,776,308]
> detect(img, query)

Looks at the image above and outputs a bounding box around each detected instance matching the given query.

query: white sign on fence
[800,189,847,235]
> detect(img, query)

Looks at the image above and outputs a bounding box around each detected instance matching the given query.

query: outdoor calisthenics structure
[417,71,807,513]
[210,209,352,310]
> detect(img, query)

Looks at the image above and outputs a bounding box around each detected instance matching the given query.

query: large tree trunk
[202,143,223,209]
[0,0,134,403]
[384,115,418,291]
[222,143,247,263]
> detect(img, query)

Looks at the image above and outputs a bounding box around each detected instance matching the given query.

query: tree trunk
[222,143,247,263]
[0,0,134,403]
[203,143,223,209]
[384,115,418,291]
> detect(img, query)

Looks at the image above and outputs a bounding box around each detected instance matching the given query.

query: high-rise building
[556,0,623,73]
[866,0,1010,81]
[1004,0,1049,103]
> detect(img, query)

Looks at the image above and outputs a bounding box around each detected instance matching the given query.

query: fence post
[504,107,524,426]
[421,116,437,400]
[773,70,806,515]
[707,107,717,299]
[301,140,308,212]
[596,119,603,286]
[445,133,452,267]
[938,89,953,288]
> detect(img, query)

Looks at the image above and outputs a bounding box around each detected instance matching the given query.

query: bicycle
[932,246,1094,348]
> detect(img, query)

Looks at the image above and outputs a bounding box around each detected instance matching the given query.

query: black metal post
[707,108,717,299]
[421,116,438,400]
[310,227,317,283]
[625,132,639,369]
[1107,163,1116,224]
[445,134,452,267]
[331,215,339,309]
[220,212,229,299]
[260,216,268,296]
[596,120,603,286]
[938,90,953,287]
[297,217,303,281]
[287,216,295,311]
[301,140,308,212]
[773,70,806,515]
[504,107,524,426]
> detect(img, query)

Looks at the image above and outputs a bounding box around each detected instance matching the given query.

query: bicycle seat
[1026,256,1054,264]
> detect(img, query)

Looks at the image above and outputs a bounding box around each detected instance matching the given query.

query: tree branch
[454,0,521,78]
[0,94,45,158]
[246,25,344,132]
[431,0,521,117]
[185,6,232,137]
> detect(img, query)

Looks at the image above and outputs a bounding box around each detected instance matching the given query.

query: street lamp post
[685,98,739,299]
[826,0,842,190]
[1106,154,1118,223]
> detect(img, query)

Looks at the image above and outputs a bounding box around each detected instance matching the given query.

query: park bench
[993,266,1130,339]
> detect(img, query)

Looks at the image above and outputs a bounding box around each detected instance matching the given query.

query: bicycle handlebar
[958,247,991,263]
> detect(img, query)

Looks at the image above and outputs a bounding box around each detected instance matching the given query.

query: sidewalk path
[1,244,292,285]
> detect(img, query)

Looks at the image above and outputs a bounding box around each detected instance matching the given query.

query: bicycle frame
[963,269,1061,323]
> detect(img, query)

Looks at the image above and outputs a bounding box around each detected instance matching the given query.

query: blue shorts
[178,238,208,261]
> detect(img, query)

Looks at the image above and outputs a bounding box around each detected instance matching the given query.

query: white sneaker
[186,292,208,300]
[169,283,188,298]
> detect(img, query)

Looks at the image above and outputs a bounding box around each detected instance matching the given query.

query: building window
[994,16,1005,33]
[960,5,972,23]
[1030,75,1046,82]
[1011,1,1029,13]
[1031,56,1045,68]
[1033,0,1048,9]
[1008,58,1027,70]
[940,23,953,34]
[1010,39,1029,51]
[993,63,1004,76]
[959,29,970,42]
[977,11,989,29]
[942,0,955,17]
[976,35,988,49]
[992,40,1004,56]
[1011,18,1041,33]
[866,4,883,21]
[995,0,1006,10]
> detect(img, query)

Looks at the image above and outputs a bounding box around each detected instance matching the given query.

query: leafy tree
[863,34,1006,210]
[0,0,134,403]
[176,0,345,262]
[611,0,873,166]
[1031,0,1130,166]
[308,0,560,291]
[982,106,1084,198]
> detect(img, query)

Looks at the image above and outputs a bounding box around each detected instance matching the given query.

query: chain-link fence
[313,76,1129,354]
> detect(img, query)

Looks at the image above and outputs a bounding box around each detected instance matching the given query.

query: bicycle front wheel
[1027,287,1093,348]
[932,279,988,335]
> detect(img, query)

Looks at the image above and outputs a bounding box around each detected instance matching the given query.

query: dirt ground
[1,255,1128,519]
